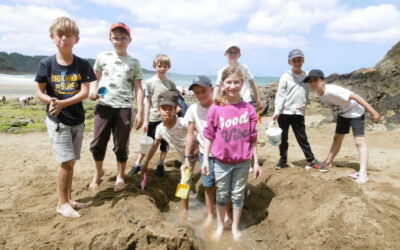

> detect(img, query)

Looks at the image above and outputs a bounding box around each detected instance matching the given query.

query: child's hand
[272,114,279,121]
[89,92,99,101]
[253,165,262,180]
[134,113,144,130]
[371,111,380,123]
[49,99,63,117]
[201,161,210,176]
[182,159,192,171]
[143,124,148,134]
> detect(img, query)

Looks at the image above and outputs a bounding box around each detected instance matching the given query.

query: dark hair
[215,66,244,106]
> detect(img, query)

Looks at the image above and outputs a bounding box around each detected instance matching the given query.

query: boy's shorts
[198,152,216,187]
[148,121,169,152]
[46,116,84,163]
[335,114,365,136]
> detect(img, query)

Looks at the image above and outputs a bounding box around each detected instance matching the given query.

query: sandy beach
[0,76,36,98]
[0,110,399,249]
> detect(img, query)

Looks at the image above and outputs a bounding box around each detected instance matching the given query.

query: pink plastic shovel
[141,172,147,190]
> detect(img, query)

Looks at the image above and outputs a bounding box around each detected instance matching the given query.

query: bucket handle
[268,121,278,130]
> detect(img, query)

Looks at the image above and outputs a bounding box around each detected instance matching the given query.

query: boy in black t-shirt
[35,17,96,219]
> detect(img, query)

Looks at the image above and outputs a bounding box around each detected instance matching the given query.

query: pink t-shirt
[203,102,257,164]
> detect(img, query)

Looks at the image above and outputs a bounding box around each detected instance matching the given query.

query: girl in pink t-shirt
[203,65,262,241]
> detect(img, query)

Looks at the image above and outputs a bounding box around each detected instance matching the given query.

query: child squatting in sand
[304,69,380,184]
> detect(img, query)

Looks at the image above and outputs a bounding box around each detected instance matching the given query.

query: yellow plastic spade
[175,168,190,199]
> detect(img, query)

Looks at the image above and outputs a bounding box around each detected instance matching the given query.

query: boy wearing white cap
[272,49,327,172]
[214,44,263,110]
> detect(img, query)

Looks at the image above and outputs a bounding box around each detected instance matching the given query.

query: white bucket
[138,135,154,155]
[266,121,282,146]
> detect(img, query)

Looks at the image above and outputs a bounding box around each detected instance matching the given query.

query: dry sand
[0,115,399,249]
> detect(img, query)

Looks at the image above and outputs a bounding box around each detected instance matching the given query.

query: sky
[0,0,399,77]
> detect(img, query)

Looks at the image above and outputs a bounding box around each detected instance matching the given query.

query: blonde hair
[215,65,244,106]
[153,54,171,68]
[49,16,79,36]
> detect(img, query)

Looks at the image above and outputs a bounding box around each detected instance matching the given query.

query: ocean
[0,73,278,88]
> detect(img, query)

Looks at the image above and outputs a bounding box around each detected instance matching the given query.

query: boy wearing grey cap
[272,49,327,172]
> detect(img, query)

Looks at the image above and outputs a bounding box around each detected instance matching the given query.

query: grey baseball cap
[188,76,212,91]
[288,49,304,61]
[303,69,325,83]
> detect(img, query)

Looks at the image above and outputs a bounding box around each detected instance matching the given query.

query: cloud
[11,0,79,10]
[89,0,257,30]
[0,4,110,56]
[326,4,400,43]
[247,0,341,34]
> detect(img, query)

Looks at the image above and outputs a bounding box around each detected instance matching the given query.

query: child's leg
[277,114,291,163]
[324,134,345,167]
[230,160,250,240]
[354,136,369,183]
[57,160,80,218]
[213,160,233,240]
[199,153,216,226]
[291,115,315,162]
[113,108,133,192]
[89,105,113,188]
[89,161,105,189]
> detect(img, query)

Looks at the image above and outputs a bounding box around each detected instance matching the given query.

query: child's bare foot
[212,226,224,241]
[322,161,332,168]
[180,209,189,220]
[69,200,88,209]
[202,215,213,228]
[89,169,104,189]
[232,227,242,241]
[355,174,369,184]
[223,216,232,230]
[57,203,80,219]
[114,178,126,192]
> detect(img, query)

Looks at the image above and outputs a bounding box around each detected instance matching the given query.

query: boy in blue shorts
[35,17,96,218]
[304,69,380,184]
[183,76,215,226]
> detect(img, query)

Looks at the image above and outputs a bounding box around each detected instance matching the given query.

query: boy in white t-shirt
[183,76,216,226]
[304,69,380,184]
[214,43,263,109]
[141,90,196,216]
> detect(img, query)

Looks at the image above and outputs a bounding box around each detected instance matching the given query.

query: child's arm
[248,79,263,110]
[134,79,144,129]
[252,142,262,179]
[201,138,212,176]
[183,122,196,170]
[143,96,150,133]
[141,139,161,173]
[350,93,380,123]
[272,77,287,121]
[36,82,56,104]
[89,70,102,101]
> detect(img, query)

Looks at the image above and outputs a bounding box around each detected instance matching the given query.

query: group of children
[35,17,380,240]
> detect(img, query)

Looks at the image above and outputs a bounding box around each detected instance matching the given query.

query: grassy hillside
[0,52,155,74]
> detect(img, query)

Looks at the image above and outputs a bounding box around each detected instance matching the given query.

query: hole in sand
[159,161,275,249]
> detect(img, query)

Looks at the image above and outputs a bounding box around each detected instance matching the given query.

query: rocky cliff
[259,41,400,128]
